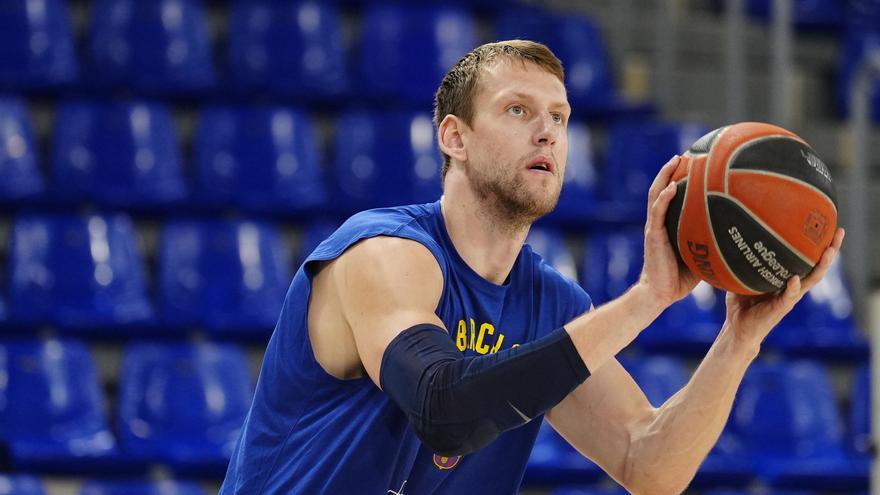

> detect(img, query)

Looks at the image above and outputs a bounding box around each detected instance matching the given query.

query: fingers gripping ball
[664,122,838,295]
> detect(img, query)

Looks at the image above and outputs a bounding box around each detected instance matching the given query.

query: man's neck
[439,190,530,286]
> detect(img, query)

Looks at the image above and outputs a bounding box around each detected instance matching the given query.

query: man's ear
[437,114,468,163]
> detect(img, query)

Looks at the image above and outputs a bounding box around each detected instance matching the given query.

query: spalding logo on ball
[665,122,837,295]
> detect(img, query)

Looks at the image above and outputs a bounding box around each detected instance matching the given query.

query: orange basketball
[664,122,837,295]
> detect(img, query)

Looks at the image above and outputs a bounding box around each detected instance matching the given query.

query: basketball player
[220,40,845,494]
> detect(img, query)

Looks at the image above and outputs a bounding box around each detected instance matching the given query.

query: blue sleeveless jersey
[220,201,591,494]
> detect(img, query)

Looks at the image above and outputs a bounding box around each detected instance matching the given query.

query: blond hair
[432,40,565,180]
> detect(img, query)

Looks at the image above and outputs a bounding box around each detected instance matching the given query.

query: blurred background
[0,0,876,494]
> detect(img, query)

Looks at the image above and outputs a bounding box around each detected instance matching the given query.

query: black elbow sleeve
[379,323,589,456]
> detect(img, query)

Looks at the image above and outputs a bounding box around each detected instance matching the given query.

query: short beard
[467,163,561,234]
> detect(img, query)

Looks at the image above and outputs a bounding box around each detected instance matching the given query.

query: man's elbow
[620,432,694,495]
[412,418,501,457]
[621,454,696,495]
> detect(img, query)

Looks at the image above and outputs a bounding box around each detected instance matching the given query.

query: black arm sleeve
[379,323,590,456]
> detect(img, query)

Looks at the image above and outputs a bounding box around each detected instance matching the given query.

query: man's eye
[551,113,563,124]
[508,106,524,116]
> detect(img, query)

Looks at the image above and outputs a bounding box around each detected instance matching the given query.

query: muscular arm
[335,236,590,455]
[547,324,755,495]
[550,229,845,495]
[334,237,674,460]
[332,236,446,387]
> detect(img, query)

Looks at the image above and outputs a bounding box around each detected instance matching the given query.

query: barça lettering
[454,318,517,354]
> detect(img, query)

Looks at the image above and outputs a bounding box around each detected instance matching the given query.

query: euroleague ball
[664,122,837,295]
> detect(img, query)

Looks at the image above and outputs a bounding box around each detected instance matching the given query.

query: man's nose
[533,115,558,146]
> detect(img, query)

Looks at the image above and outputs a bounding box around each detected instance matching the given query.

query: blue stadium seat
[618,355,688,407]
[849,0,880,29]
[0,474,46,495]
[52,101,187,208]
[80,479,205,495]
[355,4,476,105]
[524,420,603,486]
[8,213,154,331]
[495,6,624,117]
[617,351,756,488]
[580,230,642,305]
[603,121,708,218]
[690,431,756,488]
[731,360,868,490]
[0,0,78,89]
[746,0,844,29]
[332,110,441,213]
[637,282,724,354]
[0,96,44,201]
[194,105,326,215]
[618,354,754,487]
[836,28,880,122]
[0,339,117,471]
[117,342,253,475]
[763,257,868,359]
[850,364,870,459]
[0,294,8,324]
[227,1,348,99]
[547,121,598,224]
[526,228,579,282]
[159,219,290,337]
[87,0,215,92]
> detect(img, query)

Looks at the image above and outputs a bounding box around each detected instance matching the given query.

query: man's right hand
[638,155,699,308]
[722,227,845,356]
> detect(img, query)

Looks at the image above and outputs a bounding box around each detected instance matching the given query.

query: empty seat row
[0,338,869,486]
[525,357,871,491]
[2,476,221,495]
[836,27,880,122]
[0,477,210,494]
[0,338,251,475]
[7,213,291,337]
[745,0,846,29]
[0,0,631,115]
[2,96,695,221]
[746,0,880,32]
[529,228,868,359]
[0,211,865,357]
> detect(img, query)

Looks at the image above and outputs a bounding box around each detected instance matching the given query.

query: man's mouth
[526,156,554,174]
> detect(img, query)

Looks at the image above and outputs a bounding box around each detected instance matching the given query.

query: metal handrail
[725,0,745,124]
[771,0,793,127]
[850,47,880,495]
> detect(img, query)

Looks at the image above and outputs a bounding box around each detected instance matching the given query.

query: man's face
[462,60,570,225]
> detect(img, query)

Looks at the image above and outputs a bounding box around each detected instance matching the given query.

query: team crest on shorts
[433,454,462,470]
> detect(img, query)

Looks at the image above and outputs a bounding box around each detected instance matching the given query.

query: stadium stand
[8,213,154,332]
[0,1,871,493]
[0,338,118,472]
[51,100,186,208]
[193,105,326,215]
[0,474,46,495]
[0,0,78,89]
[86,0,215,93]
[158,219,290,337]
[116,342,253,475]
[0,96,44,202]
[226,0,348,100]
[80,479,206,495]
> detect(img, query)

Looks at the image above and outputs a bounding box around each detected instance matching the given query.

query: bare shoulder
[308,236,445,382]
[317,236,446,385]
[335,236,444,300]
